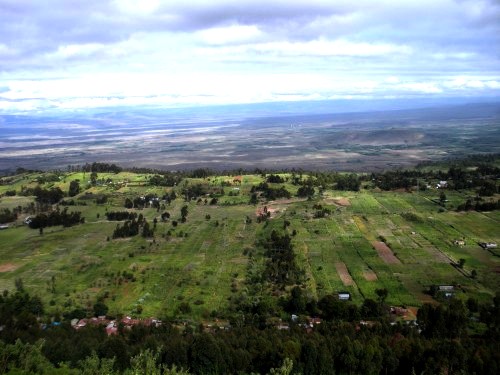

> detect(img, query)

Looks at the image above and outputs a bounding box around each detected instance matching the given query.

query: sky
[0,0,499,113]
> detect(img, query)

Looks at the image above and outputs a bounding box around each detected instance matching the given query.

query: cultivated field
[0,171,499,319]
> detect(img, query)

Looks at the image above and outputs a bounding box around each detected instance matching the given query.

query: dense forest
[0,286,499,374]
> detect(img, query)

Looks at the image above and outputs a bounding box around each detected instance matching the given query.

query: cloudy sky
[0,0,499,113]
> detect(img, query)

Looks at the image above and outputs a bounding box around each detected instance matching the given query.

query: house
[75,319,88,329]
[307,317,322,327]
[436,181,448,189]
[232,176,243,185]
[431,285,455,298]
[338,292,351,301]
[438,285,454,291]
[480,242,497,249]
[106,322,118,336]
[277,323,290,330]
[390,306,408,316]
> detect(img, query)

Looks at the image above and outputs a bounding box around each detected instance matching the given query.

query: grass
[0,171,499,319]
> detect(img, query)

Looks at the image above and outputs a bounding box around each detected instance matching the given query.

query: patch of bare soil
[0,263,18,272]
[335,262,354,286]
[268,198,307,205]
[255,207,280,218]
[363,269,378,281]
[325,197,351,206]
[372,241,401,264]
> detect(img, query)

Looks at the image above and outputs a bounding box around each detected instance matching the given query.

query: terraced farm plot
[0,171,499,318]
[363,268,378,281]
[372,241,402,264]
[335,262,355,286]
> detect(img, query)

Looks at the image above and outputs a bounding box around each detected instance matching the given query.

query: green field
[0,171,499,319]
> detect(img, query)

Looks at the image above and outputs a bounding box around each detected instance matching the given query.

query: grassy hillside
[0,169,498,320]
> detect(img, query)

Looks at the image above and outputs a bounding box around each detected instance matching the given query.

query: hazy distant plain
[1,101,499,172]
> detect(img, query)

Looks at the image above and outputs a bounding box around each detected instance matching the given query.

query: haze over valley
[2,100,499,172]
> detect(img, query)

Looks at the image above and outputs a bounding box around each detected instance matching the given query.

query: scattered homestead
[0,164,498,321]
[70,315,162,336]
[480,242,497,249]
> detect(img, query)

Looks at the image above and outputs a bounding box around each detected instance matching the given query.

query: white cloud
[225,39,412,57]
[397,82,443,94]
[47,43,105,59]
[198,24,263,45]
[0,0,499,113]
[115,0,161,15]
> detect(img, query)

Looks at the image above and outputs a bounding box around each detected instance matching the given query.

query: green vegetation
[0,158,499,373]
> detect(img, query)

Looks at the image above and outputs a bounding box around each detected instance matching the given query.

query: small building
[277,323,290,330]
[438,285,454,292]
[75,319,87,329]
[431,285,455,298]
[338,292,351,301]
[307,317,322,327]
[106,322,118,336]
[0,225,9,230]
[480,242,497,249]
[436,181,448,189]
[453,240,466,246]
[390,306,408,316]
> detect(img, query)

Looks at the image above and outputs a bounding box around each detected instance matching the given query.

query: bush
[178,302,192,314]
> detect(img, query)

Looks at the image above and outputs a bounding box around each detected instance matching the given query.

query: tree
[142,221,154,238]
[127,348,161,375]
[14,278,24,292]
[268,358,293,375]
[180,205,188,220]
[287,286,306,313]
[375,288,388,303]
[249,193,258,205]
[190,333,225,375]
[297,185,315,197]
[68,180,80,197]
[124,198,133,209]
[439,191,447,204]
[90,172,98,186]
[458,258,466,269]
[93,301,109,317]
[79,352,117,375]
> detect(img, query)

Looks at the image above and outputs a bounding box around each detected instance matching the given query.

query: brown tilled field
[372,241,401,264]
[335,262,355,286]
[363,269,378,281]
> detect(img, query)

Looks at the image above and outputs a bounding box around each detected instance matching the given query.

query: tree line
[28,208,84,229]
[0,286,499,374]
